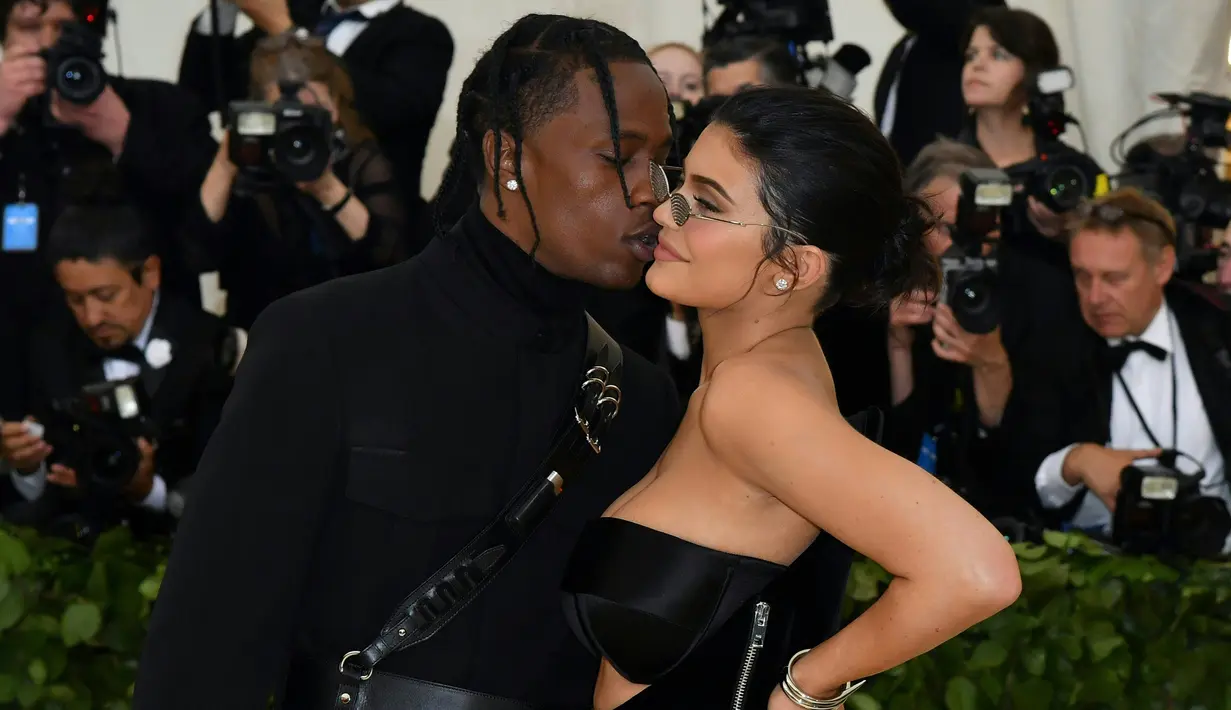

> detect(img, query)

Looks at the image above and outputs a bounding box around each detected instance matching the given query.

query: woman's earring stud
[505,179,519,191]
[775,278,790,292]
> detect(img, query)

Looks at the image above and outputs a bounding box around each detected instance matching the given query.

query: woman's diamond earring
[505,179,519,191]
[775,278,790,292]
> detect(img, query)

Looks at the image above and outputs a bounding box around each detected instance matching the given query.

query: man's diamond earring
[775,278,790,291]
[505,179,519,191]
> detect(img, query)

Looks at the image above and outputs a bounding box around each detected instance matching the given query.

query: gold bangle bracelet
[780,649,867,709]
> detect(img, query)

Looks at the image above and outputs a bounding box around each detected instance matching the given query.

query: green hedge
[0,525,1228,709]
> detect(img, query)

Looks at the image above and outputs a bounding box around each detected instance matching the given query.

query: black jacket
[0,77,216,419]
[1004,282,1231,524]
[178,0,453,221]
[133,206,681,709]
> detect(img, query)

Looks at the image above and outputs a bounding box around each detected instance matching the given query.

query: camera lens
[276,126,319,167]
[56,56,103,104]
[950,273,999,335]
[1043,165,1086,212]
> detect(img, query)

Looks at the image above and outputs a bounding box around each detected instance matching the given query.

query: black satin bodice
[561,517,787,685]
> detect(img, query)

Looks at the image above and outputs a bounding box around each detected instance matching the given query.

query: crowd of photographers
[0,0,1229,560]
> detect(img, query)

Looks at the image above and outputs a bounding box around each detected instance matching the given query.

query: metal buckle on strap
[339,651,374,681]
[574,365,622,453]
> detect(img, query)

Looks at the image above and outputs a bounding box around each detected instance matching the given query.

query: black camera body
[228,81,335,185]
[45,377,157,491]
[1005,67,1101,214]
[939,168,1012,335]
[43,0,109,106]
[704,0,834,48]
[1113,457,1231,559]
[1114,92,1231,281]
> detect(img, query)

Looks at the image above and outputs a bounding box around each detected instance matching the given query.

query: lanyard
[1113,314,1178,454]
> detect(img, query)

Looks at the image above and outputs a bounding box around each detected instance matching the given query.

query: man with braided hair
[134,14,680,710]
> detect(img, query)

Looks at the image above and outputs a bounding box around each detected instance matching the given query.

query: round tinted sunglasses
[649,161,809,243]
[1075,201,1176,239]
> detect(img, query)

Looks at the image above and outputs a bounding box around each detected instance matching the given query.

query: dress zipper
[731,601,771,710]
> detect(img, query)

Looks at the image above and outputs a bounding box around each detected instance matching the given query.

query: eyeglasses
[649,161,809,243]
[1075,201,1176,240]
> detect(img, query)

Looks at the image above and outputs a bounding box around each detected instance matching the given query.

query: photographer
[179,0,451,240]
[959,7,1101,381]
[0,0,216,418]
[0,204,234,536]
[887,138,1024,519]
[188,33,406,330]
[1014,189,1231,555]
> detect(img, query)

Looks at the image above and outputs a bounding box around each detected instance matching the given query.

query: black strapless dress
[561,517,854,709]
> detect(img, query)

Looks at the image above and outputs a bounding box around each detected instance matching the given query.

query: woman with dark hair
[561,88,1022,710]
[187,33,407,330]
[134,14,682,710]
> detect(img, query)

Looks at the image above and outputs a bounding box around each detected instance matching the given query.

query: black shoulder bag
[329,316,624,710]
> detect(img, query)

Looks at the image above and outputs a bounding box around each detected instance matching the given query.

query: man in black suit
[1006,189,1231,548]
[0,0,217,420]
[178,0,453,235]
[0,204,235,536]
[135,15,680,709]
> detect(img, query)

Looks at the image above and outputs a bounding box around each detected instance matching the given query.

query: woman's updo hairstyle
[962,7,1060,103]
[709,86,940,311]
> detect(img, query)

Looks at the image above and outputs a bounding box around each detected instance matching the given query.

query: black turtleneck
[135,201,682,710]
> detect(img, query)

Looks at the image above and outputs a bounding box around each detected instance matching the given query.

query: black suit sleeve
[346,16,453,141]
[133,294,343,709]
[177,21,259,114]
[115,79,218,206]
[1000,358,1081,522]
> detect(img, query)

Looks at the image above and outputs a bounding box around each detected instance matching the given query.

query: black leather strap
[335,315,623,695]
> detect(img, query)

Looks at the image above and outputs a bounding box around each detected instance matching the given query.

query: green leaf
[0,584,25,632]
[1022,647,1047,676]
[85,563,109,605]
[968,640,1009,669]
[1012,543,1048,560]
[16,682,41,708]
[848,693,882,710]
[944,676,978,710]
[1009,677,1054,709]
[60,602,102,648]
[26,659,45,686]
[1041,529,1072,548]
[849,563,881,602]
[0,674,18,703]
[0,531,31,577]
[137,576,161,602]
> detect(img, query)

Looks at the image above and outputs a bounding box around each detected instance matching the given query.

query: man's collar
[319,0,400,19]
[1107,299,1173,354]
[132,290,161,351]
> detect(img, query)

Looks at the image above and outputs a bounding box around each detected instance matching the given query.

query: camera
[1112,91,1231,281]
[227,80,335,184]
[938,168,1012,335]
[45,377,157,490]
[1113,454,1231,559]
[1004,67,1102,214]
[42,0,109,106]
[701,1,869,100]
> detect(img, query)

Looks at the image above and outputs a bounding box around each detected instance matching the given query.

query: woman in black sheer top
[188,33,407,330]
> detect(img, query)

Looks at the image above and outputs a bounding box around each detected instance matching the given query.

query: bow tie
[315,7,364,36]
[1104,340,1167,373]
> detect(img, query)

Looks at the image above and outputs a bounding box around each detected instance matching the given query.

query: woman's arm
[304,170,370,241]
[701,358,1021,700]
[200,135,239,224]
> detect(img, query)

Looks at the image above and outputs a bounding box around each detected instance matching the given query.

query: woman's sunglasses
[649,161,809,242]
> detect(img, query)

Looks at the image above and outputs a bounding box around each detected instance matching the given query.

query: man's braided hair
[434,14,669,257]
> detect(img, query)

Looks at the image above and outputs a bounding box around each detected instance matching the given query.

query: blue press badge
[2,203,39,252]
[916,433,939,475]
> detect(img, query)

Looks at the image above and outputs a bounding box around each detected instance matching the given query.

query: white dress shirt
[194,0,399,57]
[1035,302,1229,549]
[10,296,168,511]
